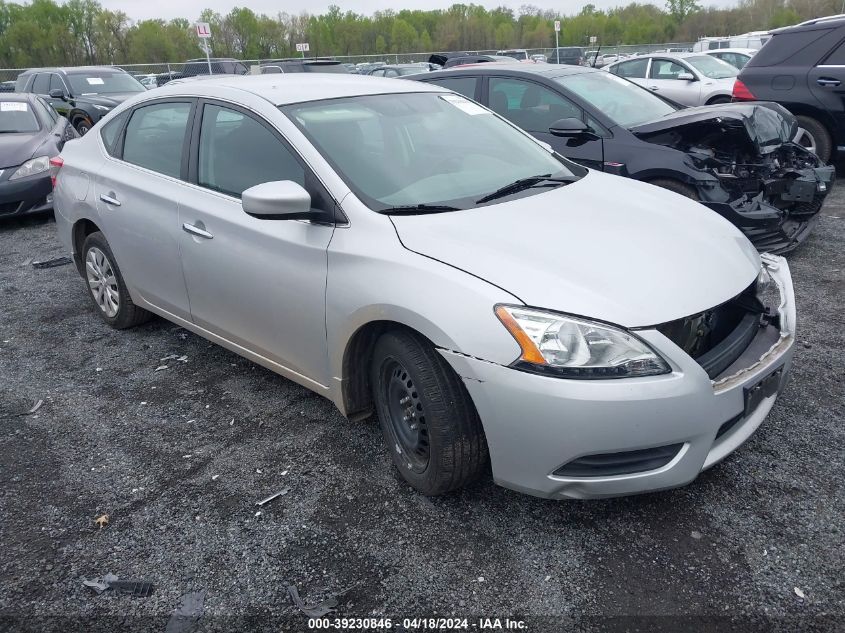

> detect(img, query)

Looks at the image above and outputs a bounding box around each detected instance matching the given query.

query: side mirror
[548,117,593,138]
[677,72,695,81]
[49,88,67,100]
[242,180,319,220]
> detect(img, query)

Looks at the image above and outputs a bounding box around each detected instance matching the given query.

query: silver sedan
[605,52,738,105]
[51,75,796,499]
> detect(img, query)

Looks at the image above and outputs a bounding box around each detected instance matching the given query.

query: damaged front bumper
[700,162,835,254]
[439,255,796,500]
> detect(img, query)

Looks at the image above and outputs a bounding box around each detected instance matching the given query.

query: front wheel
[74,117,93,136]
[82,232,152,329]
[794,115,832,162]
[370,330,488,495]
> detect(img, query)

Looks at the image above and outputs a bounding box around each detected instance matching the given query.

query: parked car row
[50,74,798,501]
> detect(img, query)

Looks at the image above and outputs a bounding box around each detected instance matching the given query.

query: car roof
[706,48,757,55]
[19,66,128,75]
[423,63,601,79]
[152,73,445,105]
[0,92,34,102]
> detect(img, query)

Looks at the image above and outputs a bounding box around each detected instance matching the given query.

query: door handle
[182,222,213,240]
[817,77,841,87]
[99,193,121,207]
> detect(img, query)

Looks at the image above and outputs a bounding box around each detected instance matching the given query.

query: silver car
[51,75,796,499]
[605,52,738,105]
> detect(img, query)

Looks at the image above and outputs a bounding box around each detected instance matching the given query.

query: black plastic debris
[287,585,338,618]
[82,573,154,597]
[32,256,72,269]
[165,589,206,633]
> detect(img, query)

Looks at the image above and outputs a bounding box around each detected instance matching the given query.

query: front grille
[0,201,21,215]
[655,282,765,378]
[553,443,684,477]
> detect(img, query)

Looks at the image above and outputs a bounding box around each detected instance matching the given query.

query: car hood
[78,92,141,108]
[0,131,48,169]
[631,102,796,155]
[390,171,760,328]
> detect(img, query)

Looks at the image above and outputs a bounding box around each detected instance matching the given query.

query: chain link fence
[0,42,695,86]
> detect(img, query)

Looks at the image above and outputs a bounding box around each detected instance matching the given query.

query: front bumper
[702,164,835,254]
[440,255,796,499]
[0,171,53,217]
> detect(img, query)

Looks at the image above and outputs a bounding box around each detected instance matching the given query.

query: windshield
[555,72,677,128]
[67,72,145,95]
[684,55,738,79]
[284,92,581,211]
[0,102,39,132]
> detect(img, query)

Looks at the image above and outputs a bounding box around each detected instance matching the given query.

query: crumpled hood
[0,132,48,169]
[78,92,139,108]
[631,102,797,155]
[391,171,761,328]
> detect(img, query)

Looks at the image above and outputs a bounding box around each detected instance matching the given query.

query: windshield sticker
[439,94,488,115]
[1,101,28,111]
[86,77,105,85]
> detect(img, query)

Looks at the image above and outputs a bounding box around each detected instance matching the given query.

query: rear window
[748,29,832,67]
[0,101,39,133]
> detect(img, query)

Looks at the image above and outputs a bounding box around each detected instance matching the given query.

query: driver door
[646,58,701,106]
[485,76,604,169]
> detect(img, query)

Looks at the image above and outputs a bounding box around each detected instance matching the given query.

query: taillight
[49,156,64,188]
[732,79,756,101]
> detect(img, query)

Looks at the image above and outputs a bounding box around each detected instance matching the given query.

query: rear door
[484,76,604,169]
[646,58,701,105]
[809,38,845,143]
[94,99,195,318]
[177,100,335,383]
[609,57,649,88]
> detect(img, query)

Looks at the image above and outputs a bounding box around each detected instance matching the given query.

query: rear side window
[100,110,130,156]
[122,102,192,178]
[426,76,478,99]
[823,39,845,65]
[612,58,648,78]
[32,74,50,94]
[198,103,304,198]
[750,29,832,67]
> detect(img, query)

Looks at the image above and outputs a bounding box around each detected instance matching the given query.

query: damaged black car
[413,65,834,253]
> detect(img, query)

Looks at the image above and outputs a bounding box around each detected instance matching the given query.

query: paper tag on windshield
[439,94,488,115]
[86,77,105,85]
[1,101,28,111]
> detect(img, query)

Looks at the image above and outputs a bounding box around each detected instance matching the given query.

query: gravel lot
[1,182,843,632]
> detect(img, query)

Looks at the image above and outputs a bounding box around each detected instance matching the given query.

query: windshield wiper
[476,174,577,204]
[380,204,461,216]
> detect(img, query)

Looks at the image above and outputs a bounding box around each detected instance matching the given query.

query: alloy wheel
[794,127,817,155]
[85,247,119,318]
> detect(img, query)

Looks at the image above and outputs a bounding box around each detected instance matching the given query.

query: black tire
[81,231,152,329]
[648,178,700,200]
[74,117,93,136]
[795,115,832,163]
[370,329,488,495]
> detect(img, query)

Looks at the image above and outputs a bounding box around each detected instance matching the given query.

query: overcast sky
[76,0,736,22]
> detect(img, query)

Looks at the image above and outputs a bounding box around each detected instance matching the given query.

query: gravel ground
[0,184,843,632]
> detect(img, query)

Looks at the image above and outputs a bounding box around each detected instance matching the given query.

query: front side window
[555,71,676,128]
[285,92,581,211]
[49,74,66,94]
[67,72,145,96]
[649,59,689,79]
[425,76,478,99]
[684,55,738,79]
[612,58,648,78]
[122,102,192,178]
[198,104,304,198]
[488,77,582,133]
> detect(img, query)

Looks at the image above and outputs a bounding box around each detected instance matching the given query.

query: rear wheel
[648,178,700,200]
[82,232,152,329]
[370,329,488,495]
[794,116,832,162]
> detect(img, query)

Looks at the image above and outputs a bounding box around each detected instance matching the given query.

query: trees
[0,0,829,68]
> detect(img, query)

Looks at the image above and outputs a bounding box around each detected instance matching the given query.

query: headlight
[9,156,51,181]
[93,104,111,111]
[495,305,671,379]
